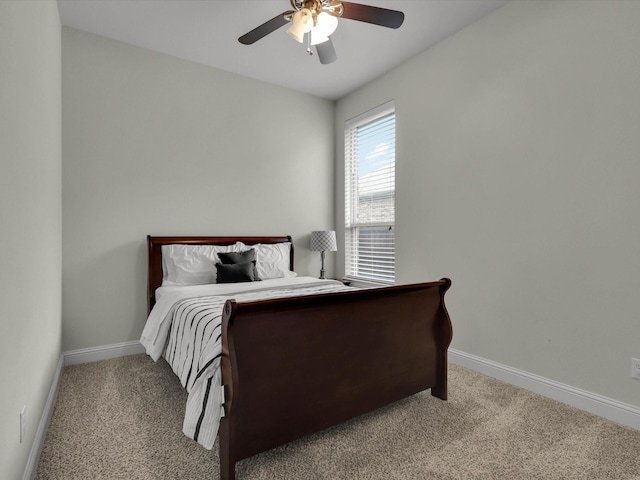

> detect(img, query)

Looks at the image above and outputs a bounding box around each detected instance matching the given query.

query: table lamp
[310,230,337,279]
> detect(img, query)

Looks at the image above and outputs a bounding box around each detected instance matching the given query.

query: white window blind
[345,102,395,283]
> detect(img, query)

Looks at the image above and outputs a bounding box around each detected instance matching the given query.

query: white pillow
[238,242,297,279]
[161,242,243,285]
[258,261,297,280]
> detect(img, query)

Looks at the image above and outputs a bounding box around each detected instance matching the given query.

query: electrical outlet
[632,358,640,380]
[633,358,640,380]
[20,406,27,443]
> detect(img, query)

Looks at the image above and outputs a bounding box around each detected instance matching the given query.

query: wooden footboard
[219,278,452,480]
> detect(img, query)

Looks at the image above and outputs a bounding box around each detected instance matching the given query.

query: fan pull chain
[306,33,313,56]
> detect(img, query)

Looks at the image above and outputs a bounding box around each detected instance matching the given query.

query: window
[344,102,395,283]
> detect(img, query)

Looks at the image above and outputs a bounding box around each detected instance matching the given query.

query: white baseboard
[22,355,64,480]
[449,348,640,431]
[24,340,146,479]
[63,340,145,366]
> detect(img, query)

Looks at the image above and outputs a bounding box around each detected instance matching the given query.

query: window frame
[344,101,396,285]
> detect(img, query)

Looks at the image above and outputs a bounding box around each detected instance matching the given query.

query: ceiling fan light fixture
[286,8,313,43]
[239,1,404,65]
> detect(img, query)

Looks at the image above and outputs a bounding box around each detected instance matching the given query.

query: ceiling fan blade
[340,2,404,29]
[316,38,337,65]
[238,11,292,45]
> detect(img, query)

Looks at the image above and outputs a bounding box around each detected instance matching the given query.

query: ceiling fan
[238,1,405,65]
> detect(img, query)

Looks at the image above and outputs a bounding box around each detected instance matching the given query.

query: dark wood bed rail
[146,235,293,313]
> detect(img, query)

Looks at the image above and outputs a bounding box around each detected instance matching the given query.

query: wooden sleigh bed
[146,235,453,480]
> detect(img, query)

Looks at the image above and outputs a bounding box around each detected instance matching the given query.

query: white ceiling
[57,0,509,100]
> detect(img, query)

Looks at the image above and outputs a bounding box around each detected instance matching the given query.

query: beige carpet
[36,354,640,480]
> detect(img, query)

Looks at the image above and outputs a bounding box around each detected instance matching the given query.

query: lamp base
[319,250,326,279]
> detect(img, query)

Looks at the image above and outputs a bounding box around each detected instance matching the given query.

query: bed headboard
[147,235,294,314]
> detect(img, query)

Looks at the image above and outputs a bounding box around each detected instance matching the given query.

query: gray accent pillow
[215,262,256,283]
[218,249,260,280]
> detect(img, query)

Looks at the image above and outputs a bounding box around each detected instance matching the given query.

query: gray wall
[336,0,640,408]
[0,1,62,479]
[62,28,335,351]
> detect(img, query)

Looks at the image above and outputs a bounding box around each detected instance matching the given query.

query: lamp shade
[310,12,338,45]
[310,230,337,252]
[310,29,329,46]
[287,8,313,43]
[315,12,338,37]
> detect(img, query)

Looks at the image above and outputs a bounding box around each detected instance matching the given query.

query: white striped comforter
[141,277,353,449]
